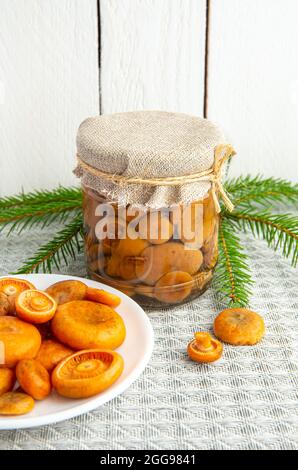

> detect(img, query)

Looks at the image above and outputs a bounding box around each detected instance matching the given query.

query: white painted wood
[207,0,298,180]
[0,0,99,196]
[100,0,207,116]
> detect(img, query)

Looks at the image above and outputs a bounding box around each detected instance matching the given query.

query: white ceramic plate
[0,274,154,430]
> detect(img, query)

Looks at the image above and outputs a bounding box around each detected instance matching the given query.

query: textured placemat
[0,226,298,450]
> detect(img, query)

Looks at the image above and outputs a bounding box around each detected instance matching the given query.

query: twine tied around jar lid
[76,143,236,213]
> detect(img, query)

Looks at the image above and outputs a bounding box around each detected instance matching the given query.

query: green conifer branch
[213,217,253,307]
[224,209,298,267]
[13,215,84,274]
[0,187,82,233]
[0,205,82,234]
[0,186,82,209]
[226,175,298,209]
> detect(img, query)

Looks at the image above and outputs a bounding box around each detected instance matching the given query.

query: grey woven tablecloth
[0,226,298,450]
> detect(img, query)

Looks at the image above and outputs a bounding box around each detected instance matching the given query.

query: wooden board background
[100,0,206,115]
[0,0,297,195]
[207,0,298,179]
[0,0,99,196]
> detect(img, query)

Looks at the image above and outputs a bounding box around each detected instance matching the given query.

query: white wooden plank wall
[0,0,99,196]
[207,0,298,180]
[100,0,207,116]
[0,0,297,196]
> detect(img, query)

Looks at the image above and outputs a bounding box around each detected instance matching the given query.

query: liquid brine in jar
[83,186,219,306]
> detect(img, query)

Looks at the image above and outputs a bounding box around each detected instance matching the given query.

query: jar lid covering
[75,111,232,208]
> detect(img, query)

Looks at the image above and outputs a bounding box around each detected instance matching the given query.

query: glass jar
[83,185,219,307]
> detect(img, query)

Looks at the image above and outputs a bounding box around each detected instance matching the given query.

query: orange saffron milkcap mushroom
[0,392,35,416]
[0,316,41,367]
[0,368,16,395]
[85,287,121,308]
[52,349,124,398]
[45,280,87,305]
[187,332,223,363]
[35,339,73,371]
[0,293,10,317]
[15,290,57,324]
[16,359,51,400]
[51,301,126,350]
[0,278,36,314]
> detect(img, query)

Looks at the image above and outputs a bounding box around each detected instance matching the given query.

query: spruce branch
[0,205,82,234]
[225,175,298,209]
[213,217,253,307]
[0,186,82,209]
[225,209,298,267]
[13,215,84,274]
[0,187,82,234]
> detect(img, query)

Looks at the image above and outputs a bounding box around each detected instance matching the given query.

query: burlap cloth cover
[75,111,229,208]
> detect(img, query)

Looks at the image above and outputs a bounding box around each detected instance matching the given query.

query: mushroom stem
[195,332,212,350]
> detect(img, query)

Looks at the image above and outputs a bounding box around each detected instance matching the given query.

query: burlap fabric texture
[75,110,234,209]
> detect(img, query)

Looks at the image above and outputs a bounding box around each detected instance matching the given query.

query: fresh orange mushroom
[213,308,265,345]
[0,316,41,367]
[0,293,10,317]
[15,289,57,324]
[52,349,124,398]
[187,332,223,363]
[36,339,73,371]
[0,367,16,395]
[85,287,121,308]
[16,359,51,400]
[45,280,87,305]
[0,392,35,415]
[0,278,35,314]
[51,301,126,350]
